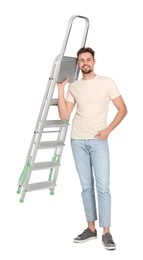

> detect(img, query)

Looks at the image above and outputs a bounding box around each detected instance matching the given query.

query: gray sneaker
[74,228,97,243]
[102,233,116,250]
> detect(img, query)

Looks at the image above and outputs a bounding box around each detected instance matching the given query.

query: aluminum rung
[50,99,58,106]
[44,120,69,128]
[32,161,60,171]
[38,140,65,149]
[27,181,54,192]
[43,130,60,133]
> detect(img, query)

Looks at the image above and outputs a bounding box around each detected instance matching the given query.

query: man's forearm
[57,87,69,120]
[106,109,127,134]
[95,95,127,139]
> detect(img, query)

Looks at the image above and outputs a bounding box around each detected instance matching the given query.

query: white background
[0,0,143,259]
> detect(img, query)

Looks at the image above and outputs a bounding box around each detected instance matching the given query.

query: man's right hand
[57,77,69,88]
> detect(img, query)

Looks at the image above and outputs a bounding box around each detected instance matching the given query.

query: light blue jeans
[71,139,111,227]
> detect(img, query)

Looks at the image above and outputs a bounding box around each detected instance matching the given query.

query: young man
[57,47,127,250]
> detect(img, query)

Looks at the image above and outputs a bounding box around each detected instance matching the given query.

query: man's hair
[77,47,95,59]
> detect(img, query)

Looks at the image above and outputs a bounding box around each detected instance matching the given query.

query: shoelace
[79,228,89,237]
[105,233,114,244]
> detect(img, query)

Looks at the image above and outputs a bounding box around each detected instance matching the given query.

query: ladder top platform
[58,56,78,83]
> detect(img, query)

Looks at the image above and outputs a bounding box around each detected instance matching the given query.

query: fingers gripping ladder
[17,15,89,202]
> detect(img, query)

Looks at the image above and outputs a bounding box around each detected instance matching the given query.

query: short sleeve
[65,86,75,103]
[108,79,120,100]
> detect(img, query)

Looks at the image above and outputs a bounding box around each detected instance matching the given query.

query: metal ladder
[17,15,89,202]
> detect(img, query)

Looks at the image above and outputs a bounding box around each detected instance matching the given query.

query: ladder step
[44,120,69,128]
[43,130,60,133]
[38,140,65,149]
[50,99,58,106]
[58,56,78,83]
[27,181,54,192]
[32,161,60,171]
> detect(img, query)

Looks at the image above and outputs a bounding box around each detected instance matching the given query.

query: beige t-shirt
[65,75,120,139]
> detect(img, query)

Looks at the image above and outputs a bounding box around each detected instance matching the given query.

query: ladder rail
[48,15,90,189]
[60,15,89,55]
[52,125,68,187]
[48,125,65,183]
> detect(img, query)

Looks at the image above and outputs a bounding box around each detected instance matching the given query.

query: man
[57,47,127,250]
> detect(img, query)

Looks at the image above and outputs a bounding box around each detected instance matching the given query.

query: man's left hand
[95,129,109,140]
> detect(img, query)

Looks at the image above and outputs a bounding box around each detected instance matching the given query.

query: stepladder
[17,15,89,202]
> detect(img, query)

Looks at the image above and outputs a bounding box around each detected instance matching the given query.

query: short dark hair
[77,47,95,59]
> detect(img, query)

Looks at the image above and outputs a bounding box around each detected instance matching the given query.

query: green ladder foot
[20,199,24,203]
[50,191,54,195]
[17,190,20,194]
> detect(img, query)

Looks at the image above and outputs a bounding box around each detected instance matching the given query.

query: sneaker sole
[102,242,116,250]
[74,236,97,243]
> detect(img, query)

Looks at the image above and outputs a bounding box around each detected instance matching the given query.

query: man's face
[77,52,95,74]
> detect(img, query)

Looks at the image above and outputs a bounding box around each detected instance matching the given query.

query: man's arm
[96,95,127,139]
[57,78,75,120]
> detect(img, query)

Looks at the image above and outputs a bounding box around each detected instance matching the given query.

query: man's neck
[82,72,96,80]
